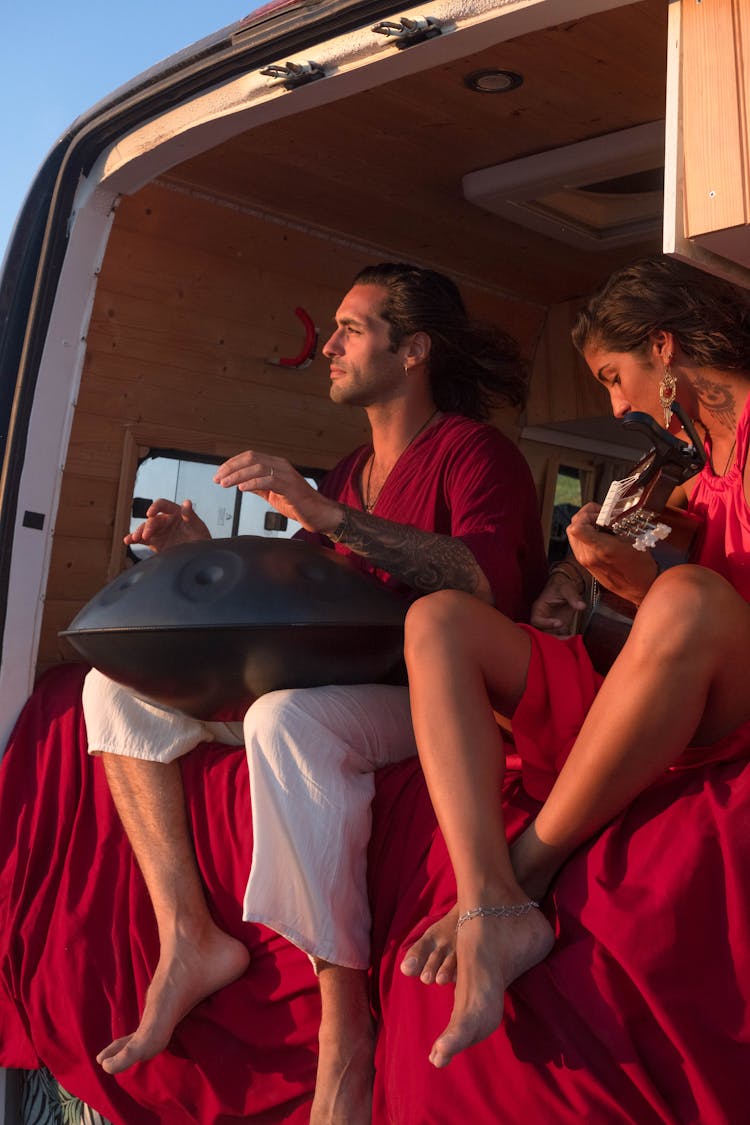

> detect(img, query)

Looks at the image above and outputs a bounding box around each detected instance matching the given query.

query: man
[83,262,547,1124]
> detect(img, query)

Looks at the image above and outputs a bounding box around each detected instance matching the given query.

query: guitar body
[581,413,706,675]
[582,506,703,675]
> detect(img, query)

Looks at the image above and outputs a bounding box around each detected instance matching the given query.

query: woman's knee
[634,564,742,649]
[404,589,476,666]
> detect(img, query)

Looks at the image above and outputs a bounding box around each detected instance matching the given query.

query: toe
[435,951,457,985]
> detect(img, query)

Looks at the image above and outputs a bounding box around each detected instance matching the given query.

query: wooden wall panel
[38,181,545,671]
[525,300,610,427]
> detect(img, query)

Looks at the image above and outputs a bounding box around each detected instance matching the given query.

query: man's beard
[329,366,401,408]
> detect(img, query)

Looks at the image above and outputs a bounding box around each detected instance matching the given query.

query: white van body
[1,0,748,1118]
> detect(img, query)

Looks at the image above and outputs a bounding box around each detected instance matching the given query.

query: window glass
[130,452,320,558]
[548,465,583,562]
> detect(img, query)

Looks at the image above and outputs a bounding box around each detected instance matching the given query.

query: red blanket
[2,664,749,1123]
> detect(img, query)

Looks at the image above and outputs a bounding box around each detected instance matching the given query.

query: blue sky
[0,2,253,263]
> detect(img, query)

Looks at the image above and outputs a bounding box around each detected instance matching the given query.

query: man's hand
[530,567,587,635]
[214,451,342,534]
[566,502,658,606]
[124,499,211,553]
[214,449,492,601]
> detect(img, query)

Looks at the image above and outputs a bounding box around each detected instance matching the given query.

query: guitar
[581,411,706,674]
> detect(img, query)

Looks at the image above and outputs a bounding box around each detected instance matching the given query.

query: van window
[130,451,321,558]
[548,464,583,563]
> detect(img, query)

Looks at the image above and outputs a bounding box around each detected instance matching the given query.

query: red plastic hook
[268,306,318,369]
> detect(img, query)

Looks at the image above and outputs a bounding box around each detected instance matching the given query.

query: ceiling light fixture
[464,69,523,94]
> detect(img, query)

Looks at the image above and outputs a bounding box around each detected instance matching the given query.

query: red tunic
[306,412,548,621]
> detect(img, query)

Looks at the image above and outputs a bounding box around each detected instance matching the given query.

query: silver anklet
[456,902,540,931]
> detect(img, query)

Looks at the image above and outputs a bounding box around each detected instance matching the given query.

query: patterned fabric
[19,1068,112,1125]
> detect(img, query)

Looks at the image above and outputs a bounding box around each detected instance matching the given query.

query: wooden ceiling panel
[163,0,668,305]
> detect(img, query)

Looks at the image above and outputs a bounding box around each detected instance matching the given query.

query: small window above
[462,121,665,251]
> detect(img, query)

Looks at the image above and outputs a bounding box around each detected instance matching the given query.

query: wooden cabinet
[665,0,750,283]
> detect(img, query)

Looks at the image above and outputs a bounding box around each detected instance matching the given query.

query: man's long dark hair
[353,263,528,421]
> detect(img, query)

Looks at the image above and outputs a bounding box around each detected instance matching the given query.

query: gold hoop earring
[659,357,677,427]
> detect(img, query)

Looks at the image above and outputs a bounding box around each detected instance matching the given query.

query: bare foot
[400,906,459,984]
[96,926,250,1073]
[429,906,554,1069]
[309,1024,375,1125]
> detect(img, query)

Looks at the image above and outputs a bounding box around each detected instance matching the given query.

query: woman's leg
[513,565,750,897]
[401,590,554,1067]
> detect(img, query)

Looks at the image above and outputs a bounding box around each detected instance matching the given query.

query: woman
[398,255,750,1070]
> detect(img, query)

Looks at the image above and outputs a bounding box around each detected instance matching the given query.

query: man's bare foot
[96,926,250,1074]
[429,905,554,1069]
[400,906,459,984]
[309,1023,375,1125]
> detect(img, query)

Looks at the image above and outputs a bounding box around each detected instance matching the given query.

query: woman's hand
[124,499,211,553]
[567,502,658,606]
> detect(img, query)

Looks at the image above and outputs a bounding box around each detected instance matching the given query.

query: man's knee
[243,689,307,747]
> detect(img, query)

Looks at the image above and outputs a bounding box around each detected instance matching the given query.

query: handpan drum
[61,536,407,718]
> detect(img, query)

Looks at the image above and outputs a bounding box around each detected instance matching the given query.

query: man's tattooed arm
[329,506,493,602]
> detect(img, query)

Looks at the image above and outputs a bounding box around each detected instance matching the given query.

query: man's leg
[241,684,417,1125]
[82,671,249,1074]
[95,755,250,1073]
[310,965,375,1125]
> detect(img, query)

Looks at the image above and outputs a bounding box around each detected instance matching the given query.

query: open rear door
[664,0,750,285]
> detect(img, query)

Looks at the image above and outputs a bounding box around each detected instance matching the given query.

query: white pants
[82,669,416,968]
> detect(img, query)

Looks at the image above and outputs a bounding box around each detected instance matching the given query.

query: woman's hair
[353,262,528,420]
[572,255,750,371]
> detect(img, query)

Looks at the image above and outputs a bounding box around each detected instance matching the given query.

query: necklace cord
[722,438,737,476]
[362,408,439,512]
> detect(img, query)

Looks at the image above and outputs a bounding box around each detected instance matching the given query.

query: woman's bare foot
[429,905,554,1069]
[400,906,459,984]
[96,926,250,1073]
